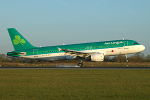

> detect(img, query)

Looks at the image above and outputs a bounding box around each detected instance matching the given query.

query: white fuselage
[21,45,145,61]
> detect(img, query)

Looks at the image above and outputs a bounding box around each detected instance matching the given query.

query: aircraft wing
[58,47,93,58]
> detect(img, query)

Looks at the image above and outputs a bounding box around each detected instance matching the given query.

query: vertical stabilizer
[8,28,35,50]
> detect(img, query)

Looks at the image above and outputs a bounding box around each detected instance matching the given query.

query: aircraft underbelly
[22,53,66,60]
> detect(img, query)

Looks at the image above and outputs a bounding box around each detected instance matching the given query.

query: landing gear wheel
[78,63,83,67]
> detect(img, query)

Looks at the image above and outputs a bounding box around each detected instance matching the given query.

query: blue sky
[1,0,150,55]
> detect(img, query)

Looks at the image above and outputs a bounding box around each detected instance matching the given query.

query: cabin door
[124,41,129,49]
[33,49,38,57]
[87,46,93,52]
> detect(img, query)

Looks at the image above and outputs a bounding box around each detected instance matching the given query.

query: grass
[0,69,150,100]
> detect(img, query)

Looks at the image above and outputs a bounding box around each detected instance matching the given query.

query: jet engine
[91,53,104,61]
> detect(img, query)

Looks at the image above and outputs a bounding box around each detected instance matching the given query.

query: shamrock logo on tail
[13,35,26,45]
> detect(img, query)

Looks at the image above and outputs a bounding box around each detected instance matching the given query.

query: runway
[0,67,150,69]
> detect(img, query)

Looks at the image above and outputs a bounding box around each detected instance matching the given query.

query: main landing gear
[77,59,83,67]
[125,54,128,62]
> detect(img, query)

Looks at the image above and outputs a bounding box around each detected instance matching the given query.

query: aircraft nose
[140,45,145,51]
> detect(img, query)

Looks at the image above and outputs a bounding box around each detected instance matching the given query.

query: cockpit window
[133,42,138,45]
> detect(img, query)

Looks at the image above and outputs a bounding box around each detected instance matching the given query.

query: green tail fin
[8,28,35,50]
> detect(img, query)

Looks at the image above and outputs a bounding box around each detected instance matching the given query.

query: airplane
[7,28,145,67]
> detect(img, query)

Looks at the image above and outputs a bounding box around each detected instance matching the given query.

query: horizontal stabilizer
[7,52,26,56]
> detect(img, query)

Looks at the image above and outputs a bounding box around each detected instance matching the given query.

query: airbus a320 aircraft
[7,28,145,67]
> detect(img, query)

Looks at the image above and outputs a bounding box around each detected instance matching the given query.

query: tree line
[105,53,150,62]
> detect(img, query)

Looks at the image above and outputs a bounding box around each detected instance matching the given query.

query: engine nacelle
[91,53,104,61]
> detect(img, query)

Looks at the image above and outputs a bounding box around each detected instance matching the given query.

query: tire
[78,63,83,67]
